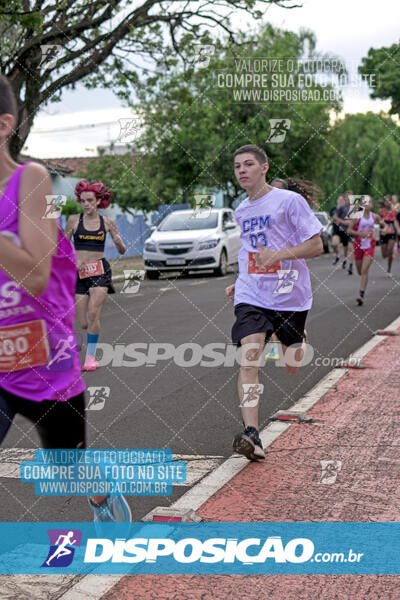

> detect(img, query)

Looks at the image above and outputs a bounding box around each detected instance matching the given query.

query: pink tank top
[0,163,85,401]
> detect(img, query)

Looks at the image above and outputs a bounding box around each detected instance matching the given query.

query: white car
[143,208,241,279]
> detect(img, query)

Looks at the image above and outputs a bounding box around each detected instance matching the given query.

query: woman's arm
[0,163,58,297]
[106,217,126,254]
[64,214,78,240]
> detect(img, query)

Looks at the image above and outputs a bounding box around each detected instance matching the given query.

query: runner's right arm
[225,284,235,302]
[0,163,57,297]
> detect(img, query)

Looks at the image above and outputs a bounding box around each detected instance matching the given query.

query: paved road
[1,252,399,521]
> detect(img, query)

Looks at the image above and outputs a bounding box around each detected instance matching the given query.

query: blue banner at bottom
[0,522,399,574]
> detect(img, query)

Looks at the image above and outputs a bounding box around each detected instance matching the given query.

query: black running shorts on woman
[0,389,86,449]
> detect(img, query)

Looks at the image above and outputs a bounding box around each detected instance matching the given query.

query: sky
[24,0,399,159]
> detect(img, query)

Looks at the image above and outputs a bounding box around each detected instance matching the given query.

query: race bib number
[79,260,104,279]
[0,320,50,371]
[360,230,373,250]
[248,252,281,274]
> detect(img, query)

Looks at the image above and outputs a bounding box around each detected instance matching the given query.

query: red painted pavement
[102,331,400,600]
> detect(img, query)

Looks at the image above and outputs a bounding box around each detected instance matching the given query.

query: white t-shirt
[234,188,322,311]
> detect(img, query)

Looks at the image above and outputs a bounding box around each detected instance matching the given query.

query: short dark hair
[234,145,268,165]
[0,75,17,120]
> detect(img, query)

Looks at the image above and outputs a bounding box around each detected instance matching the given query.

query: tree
[313,112,400,209]
[105,24,342,209]
[0,0,297,159]
[359,43,400,116]
[77,151,160,214]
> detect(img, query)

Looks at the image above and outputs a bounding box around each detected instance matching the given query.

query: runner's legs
[332,234,341,256]
[75,293,89,329]
[360,254,373,293]
[238,332,266,429]
[87,286,108,334]
[386,238,395,274]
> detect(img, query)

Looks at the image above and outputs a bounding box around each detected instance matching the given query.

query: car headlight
[198,239,220,250]
[144,242,157,252]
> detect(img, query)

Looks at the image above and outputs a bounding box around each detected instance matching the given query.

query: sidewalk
[101,323,400,600]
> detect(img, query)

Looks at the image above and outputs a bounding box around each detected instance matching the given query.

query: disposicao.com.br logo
[0,522,374,575]
[83,535,361,565]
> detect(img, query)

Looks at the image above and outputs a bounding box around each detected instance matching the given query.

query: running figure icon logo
[267,119,291,143]
[192,45,215,68]
[121,270,145,294]
[319,460,342,484]
[43,195,67,219]
[347,195,370,219]
[274,270,299,294]
[87,386,110,410]
[117,118,141,142]
[240,383,264,408]
[42,529,82,568]
[192,194,216,219]
[46,334,81,372]
[40,45,61,68]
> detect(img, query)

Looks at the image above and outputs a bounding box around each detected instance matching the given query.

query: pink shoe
[82,355,98,371]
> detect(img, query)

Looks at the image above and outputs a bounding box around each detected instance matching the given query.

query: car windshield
[158,212,218,231]
[314,213,327,225]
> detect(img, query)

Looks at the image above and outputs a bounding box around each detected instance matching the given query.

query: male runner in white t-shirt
[226,145,323,460]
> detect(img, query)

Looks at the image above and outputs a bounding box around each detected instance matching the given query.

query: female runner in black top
[65,180,126,370]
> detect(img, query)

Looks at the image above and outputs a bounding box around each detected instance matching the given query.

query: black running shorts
[232,303,308,348]
[380,233,396,245]
[0,389,86,449]
[75,257,115,295]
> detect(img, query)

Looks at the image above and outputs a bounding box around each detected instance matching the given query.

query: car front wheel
[214,249,228,276]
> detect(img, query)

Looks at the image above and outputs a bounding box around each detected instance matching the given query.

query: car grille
[158,243,193,256]
[162,248,189,255]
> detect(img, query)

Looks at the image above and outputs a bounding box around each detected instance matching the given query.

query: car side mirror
[223,223,236,230]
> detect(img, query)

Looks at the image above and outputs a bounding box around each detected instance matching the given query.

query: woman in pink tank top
[0,75,131,525]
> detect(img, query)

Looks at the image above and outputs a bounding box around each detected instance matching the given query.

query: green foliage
[313,112,400,210]
[77,152,162,214]
[359,43,400,115]
[61,197,82,218]
[125,24,341,209]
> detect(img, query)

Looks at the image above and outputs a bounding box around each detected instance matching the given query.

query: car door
[222,210,241,263]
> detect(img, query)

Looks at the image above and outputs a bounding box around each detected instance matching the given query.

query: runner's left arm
[106,218,126,254]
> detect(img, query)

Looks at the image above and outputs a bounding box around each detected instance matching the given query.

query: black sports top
[73,213,106,252]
